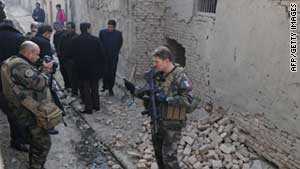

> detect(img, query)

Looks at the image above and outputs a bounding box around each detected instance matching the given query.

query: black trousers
[59,58,71,89]
[69,60,79,95]
[63,59,79,95]
[80,79,100,111]
[102,63,117,91]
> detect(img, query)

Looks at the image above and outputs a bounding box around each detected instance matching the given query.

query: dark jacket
[0,24,24,62]
[53,30,66,57]
[99,29,123,73]
[32,8,45,23]
[58,31,78,60]
[0,7,6,23]
[31,34,53,59]
[71,32,105,80]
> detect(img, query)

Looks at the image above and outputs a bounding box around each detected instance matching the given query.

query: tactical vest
[1,56,62,129]
[1,56,30,106]
[158,66,187,121]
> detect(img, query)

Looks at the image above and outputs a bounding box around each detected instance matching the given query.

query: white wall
[209,0,300,135]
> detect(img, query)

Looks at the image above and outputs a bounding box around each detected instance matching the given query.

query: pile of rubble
[135,109,276,169]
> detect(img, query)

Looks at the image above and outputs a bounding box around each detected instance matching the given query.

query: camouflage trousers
[29,126,51,169]
[11,107,51,169]
[152,124,182,169]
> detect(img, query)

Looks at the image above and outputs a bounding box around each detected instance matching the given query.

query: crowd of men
[0,2,198,169]
[0,2,123,168]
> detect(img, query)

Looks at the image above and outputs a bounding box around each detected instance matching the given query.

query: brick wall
[131,0,166,76]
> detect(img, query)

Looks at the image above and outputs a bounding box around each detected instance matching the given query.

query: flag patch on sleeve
[183,80,190,88]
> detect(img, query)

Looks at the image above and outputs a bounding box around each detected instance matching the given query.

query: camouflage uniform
[150,65,194,169]
[1,55,51,169]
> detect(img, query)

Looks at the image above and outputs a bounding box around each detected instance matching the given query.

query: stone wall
[131,0,165,76]
[163,0,300,168]
[209,0,300,168]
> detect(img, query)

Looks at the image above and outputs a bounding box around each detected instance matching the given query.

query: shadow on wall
[166,38,186,67]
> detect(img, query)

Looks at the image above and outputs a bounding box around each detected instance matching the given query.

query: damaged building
[7,0,300,168]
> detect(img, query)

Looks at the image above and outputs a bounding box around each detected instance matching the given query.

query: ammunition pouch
[160,104,186,121]
[21,97,62,129]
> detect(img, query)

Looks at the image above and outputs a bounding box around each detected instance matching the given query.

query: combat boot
[48,128,59,135]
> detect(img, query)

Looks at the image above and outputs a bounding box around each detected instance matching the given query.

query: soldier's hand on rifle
[156,92,167,103]
[43,60,54,73]
[124,79,135,94]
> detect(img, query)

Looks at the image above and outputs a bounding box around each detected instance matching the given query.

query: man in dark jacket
[99,19,123,96]
[32,2,45,23]
[0,20,24,62]
[58,22,79,95]
[53,21,65,52]
[53,21,69,89]
[71,22,105,114]
[0,1,6,23]
[0,20,27,152]
[31,24,53,59]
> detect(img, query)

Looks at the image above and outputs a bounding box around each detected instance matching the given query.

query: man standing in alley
[31,24,53,60]
[56,4,66,25]
[99,19,123,96]
[124,46,198,169]
[71,22,105,114]
[32,2,45,23]
[25,22,39,40]
[59,22,79,96]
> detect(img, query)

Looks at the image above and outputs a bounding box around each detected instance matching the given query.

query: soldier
[1,41,53,169]
[125,46,197,169]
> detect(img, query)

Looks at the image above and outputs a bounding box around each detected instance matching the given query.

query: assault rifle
[48,73,67,127]
[124,67,165,134]
[39,56,67,127]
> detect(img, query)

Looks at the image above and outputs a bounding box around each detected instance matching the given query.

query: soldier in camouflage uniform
[125,46,196,169]
[1,41,53,169]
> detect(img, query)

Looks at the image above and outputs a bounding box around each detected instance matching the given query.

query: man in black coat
[32,2,45,23]
[71,22,105,114]
[0,1,6,23]
[53,21,69,89]
[0,20,28,152]
[0,20,24,62]
[58,22,79,95]
[99,19,123,96]
[31,24,53,59]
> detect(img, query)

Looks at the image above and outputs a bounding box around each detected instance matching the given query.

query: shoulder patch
[183,80,191,88]
[24,69,34,78]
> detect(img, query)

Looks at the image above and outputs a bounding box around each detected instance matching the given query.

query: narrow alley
[0,0,299,169]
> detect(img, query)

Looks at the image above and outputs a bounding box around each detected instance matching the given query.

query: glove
[156,92,167,103]
[124,79,135,94]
